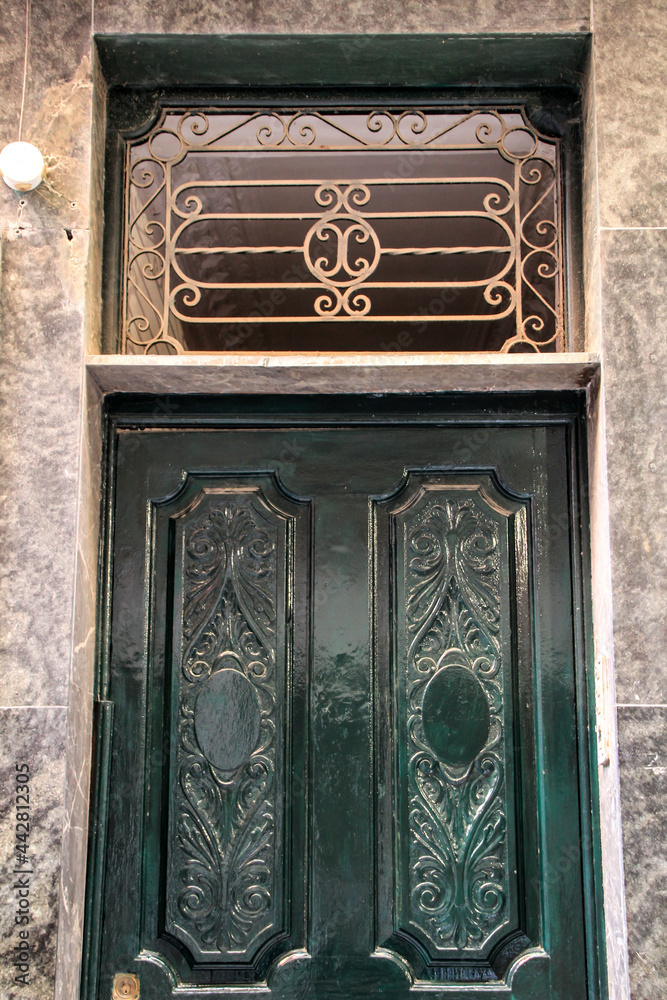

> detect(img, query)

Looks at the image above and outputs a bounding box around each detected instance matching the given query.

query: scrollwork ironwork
[122,107,564,353]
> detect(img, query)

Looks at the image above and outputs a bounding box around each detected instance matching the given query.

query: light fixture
[0,141,44,191]
[1,0,44,193]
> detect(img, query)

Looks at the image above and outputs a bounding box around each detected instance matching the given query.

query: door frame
[80,391,607,1000]
[54,31,629,1000]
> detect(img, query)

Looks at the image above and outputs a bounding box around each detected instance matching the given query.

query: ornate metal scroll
[165,492,283,963]
[402,496,506,952]
[123,108,564,353]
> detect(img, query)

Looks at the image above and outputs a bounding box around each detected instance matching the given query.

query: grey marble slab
[594,0,667,228]
[601,229,667,705]
[618,707,667,1000]
[0,229,87,707]
[23,0,91,97]
[54,376,102,1000]
[0,707,66,1000]
[582,61,602,355]
[0,0,27,141]
[0,0,92,235]
[94,0,589,35]
[87,352,600,395]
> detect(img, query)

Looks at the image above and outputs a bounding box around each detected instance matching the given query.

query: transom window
[123,107,564,354]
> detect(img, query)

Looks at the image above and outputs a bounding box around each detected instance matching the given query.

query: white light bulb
[0,141,45,192]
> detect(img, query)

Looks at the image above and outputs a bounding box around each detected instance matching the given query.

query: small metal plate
[112,973,140,1000]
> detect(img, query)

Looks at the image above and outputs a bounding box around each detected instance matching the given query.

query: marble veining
[0,708,66,1000]
[94,0,590,37]
[54,377,103,1000]
[0,0,92,235]
[601,229,667,706]
[0,231,86,707]
[595,0,667,228]
[618,707,667,1000]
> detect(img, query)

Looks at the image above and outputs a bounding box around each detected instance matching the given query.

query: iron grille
[123,108,565,354]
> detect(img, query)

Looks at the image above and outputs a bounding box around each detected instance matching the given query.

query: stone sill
[86,352,600,395]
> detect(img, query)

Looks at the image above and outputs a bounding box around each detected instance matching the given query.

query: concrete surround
[0,3,665,999]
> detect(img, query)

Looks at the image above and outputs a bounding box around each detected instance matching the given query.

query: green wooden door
[85,396,603,1000]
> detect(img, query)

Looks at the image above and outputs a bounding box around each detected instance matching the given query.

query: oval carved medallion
[194,668,261,771]
[422,664,491,769]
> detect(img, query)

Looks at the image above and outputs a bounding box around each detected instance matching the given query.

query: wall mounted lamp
[1,0,44,193]
[0,141,45,191]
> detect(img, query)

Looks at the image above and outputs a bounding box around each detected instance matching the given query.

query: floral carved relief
[401,496,507,952]
[167,498,281,959]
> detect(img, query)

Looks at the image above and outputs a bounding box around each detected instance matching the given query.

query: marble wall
[593,3,667,996]
[92,0,591,35]
[599,226,667,1000]
[0,1,92,997]
[0,711,66,1000]
[0,1,664,998]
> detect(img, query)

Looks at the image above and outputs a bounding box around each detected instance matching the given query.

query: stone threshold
[86,352,600,395]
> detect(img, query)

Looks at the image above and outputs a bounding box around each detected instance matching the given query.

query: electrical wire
[18,0,31,141]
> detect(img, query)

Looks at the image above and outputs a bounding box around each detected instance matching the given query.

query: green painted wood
[83,396,604,1000]
[374,473,529,976]
[95,33,588,90]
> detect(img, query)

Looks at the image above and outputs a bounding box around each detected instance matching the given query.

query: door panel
[161,475,309,976]
[87,405,599,1000]
[374,474,531,980]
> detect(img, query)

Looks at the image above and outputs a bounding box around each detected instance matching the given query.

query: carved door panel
[86,399,600,1000]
